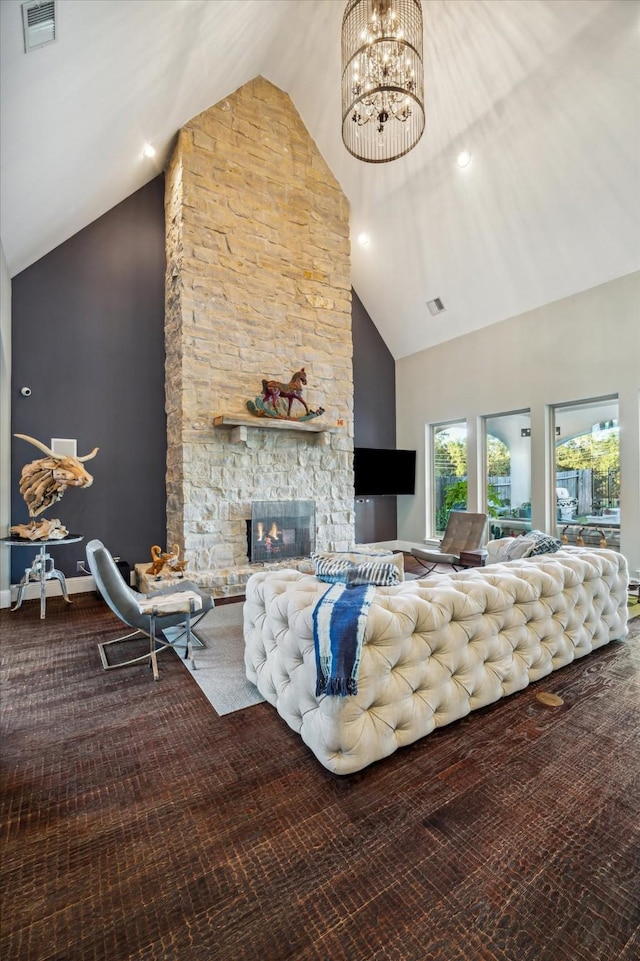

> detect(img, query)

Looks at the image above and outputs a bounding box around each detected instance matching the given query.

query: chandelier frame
[341,0,425,164]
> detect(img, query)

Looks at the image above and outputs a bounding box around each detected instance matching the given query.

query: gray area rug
[166,602,265,716]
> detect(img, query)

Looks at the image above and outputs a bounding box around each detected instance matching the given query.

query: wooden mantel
[213,414,342,445]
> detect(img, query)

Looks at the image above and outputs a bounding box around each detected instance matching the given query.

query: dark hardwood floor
[1,568,639,961]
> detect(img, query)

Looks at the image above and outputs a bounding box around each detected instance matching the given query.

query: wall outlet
[76,560,85,572]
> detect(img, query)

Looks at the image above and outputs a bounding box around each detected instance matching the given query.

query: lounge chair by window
[411,511,488,574]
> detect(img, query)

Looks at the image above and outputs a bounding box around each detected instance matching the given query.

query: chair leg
[98,629,153,670]
[157,604,197,669]
[185,605,196,670]
[412,557,438,574]
[98,605,208,677]
[149,604,197,678]
[158,608,208,653]
[149,613,160,682]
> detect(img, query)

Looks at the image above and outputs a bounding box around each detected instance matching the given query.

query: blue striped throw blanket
[312,582,376,697]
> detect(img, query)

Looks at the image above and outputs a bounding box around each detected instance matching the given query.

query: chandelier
[341,0,425,163]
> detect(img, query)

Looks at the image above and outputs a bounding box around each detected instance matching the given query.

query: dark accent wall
[9,180,399,585]
[10,177,167,582]
[351,289,398,542]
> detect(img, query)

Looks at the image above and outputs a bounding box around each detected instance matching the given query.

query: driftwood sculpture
[165,544,188,577]
[146,543,188,579]
[14,434,99,528]
[10,517,69,540]
[147,545,173,578]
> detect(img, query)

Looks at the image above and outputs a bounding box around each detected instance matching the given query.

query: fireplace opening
[248,500,315,563]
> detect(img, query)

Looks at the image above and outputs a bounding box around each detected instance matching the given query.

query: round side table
[1,535,84,619]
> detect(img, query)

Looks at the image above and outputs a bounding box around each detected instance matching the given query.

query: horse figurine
[261,368,310,417]
[246,367,325,421]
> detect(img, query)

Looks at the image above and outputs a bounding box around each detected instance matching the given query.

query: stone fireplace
[163,76,355,596]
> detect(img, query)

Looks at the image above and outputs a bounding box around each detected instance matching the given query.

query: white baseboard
[1,574,96,609]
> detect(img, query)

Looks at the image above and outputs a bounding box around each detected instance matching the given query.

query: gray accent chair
[410,511,488,574]
[86,538,213,680]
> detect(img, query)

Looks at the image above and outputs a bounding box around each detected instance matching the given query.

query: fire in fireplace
[248,500,315,563]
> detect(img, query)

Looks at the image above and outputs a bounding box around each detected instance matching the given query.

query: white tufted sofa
[244,547,628,775]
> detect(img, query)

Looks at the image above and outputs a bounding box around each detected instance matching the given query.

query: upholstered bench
[244,547,628,775]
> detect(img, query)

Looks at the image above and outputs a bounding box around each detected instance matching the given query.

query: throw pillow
[485,537,518,562]
[344,562,400,587]
[524,530,562,556]
[502,535,536,561]
[312,554,354,584]
[312,554,400,586]
[312,550,405,581]
[502,530,562,561]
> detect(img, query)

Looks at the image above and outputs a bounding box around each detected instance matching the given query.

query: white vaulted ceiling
[1,0,639,358]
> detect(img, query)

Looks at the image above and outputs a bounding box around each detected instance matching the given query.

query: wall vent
[426,297,446,316]
[22,0,56,53]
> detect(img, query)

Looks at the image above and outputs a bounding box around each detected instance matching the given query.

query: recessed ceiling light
[456,150,472,168]
[142,143,156,158]
[358,232,370,247]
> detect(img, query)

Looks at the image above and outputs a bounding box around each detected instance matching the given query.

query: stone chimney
[164,77,355,592]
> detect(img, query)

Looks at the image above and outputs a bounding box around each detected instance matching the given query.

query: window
[552,397,620,548]
[483,411,532,539]
[432,422,467,536]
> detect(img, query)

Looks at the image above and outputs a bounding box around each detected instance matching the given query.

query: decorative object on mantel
[9,517,68,541]
[246,368,325,421]
[341,0,425,164]
[146,544,188,580]
[11,433,99,540]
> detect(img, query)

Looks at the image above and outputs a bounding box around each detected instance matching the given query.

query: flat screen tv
[354,447,416,496]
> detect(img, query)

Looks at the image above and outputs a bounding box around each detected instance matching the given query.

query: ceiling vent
[22,0,56,53]
[426,297,446,316]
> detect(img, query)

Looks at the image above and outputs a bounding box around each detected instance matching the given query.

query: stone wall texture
[164,76,354,580]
